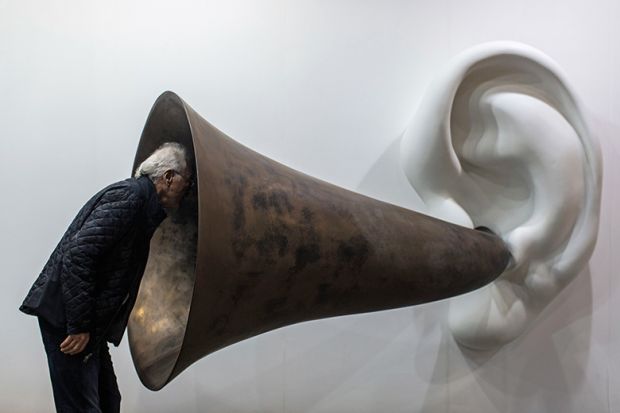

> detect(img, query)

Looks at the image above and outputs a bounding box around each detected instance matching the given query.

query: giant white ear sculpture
[401,42,602,349]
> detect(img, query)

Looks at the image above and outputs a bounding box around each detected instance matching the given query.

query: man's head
[134,142,193,209]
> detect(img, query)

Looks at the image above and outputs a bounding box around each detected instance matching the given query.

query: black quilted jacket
[20,175,166,346]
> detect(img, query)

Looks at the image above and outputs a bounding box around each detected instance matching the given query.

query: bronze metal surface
[128,91,512,390]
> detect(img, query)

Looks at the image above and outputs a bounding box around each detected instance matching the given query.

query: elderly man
[20,142,193,413]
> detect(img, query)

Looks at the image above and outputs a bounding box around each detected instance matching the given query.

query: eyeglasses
[175,170,195,189]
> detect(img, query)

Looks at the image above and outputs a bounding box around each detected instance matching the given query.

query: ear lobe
[400,42,602,349]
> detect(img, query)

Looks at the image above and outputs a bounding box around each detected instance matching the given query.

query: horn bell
[128,91,512,391]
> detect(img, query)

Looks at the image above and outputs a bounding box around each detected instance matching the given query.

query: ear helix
[400,42,602,349]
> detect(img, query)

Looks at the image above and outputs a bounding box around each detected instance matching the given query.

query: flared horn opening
[128,91,199,390]
[127,91,513,392]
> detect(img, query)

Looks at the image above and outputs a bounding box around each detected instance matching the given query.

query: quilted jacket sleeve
[61,186,144,334]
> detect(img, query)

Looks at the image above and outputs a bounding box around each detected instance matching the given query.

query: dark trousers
[38,317,121,413]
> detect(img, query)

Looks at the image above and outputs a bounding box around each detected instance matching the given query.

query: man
[19,142,193,413]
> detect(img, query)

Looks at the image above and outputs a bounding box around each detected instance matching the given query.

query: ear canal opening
[474,226,495,235]
[128,91,198,390]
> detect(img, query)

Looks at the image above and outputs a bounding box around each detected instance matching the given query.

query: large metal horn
[128,91,512,390]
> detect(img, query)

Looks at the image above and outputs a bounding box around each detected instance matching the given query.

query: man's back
[20,176,166,346]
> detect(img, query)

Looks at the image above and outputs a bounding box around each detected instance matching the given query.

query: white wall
[1,1,618,412]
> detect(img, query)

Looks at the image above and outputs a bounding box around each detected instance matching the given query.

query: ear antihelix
[401,41,602,349]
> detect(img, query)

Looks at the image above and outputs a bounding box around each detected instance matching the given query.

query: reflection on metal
[128,91,512,391]
[129,191,197,387]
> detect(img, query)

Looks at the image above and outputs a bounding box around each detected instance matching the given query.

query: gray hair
[134,142,189,181]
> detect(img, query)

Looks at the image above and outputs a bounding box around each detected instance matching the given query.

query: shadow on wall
[421,267,593,412]
[355,137,427,216]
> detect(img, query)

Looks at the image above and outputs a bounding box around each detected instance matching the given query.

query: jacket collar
[136,175,167,233]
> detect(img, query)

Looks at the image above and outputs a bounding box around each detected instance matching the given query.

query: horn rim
[129,91,200,390]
